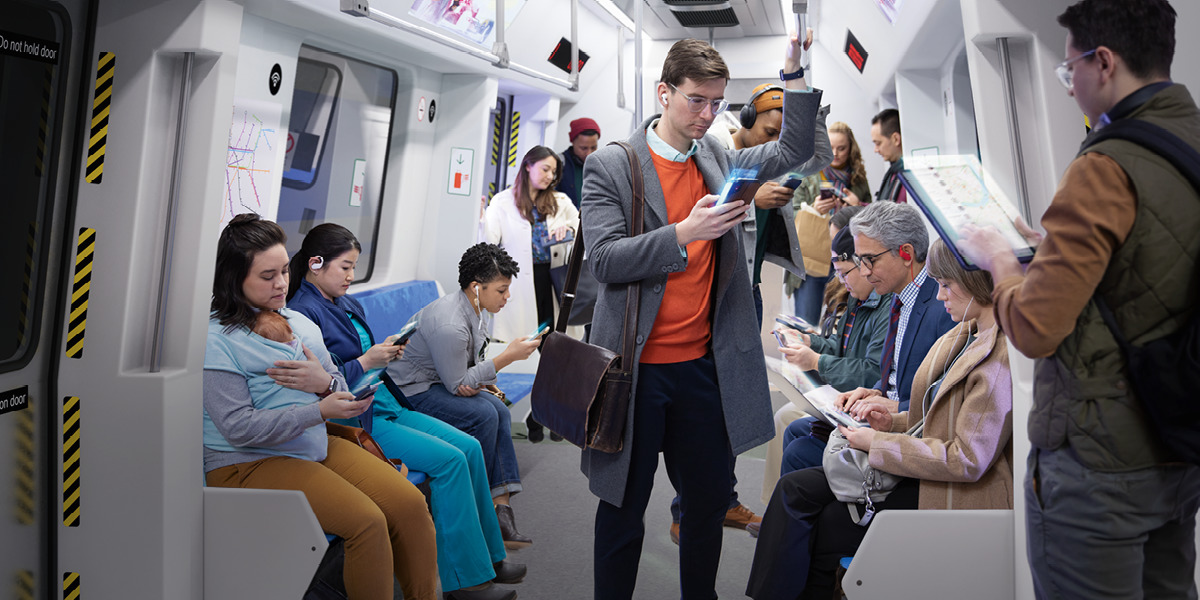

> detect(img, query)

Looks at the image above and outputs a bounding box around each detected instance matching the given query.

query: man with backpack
[959,1,1200,597]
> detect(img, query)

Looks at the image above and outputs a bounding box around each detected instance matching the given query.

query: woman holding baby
[202,213,437,600]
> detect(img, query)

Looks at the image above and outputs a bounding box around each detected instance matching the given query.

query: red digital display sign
[845,30,868,73]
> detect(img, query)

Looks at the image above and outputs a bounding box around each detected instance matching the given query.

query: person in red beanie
[557,117,601,210]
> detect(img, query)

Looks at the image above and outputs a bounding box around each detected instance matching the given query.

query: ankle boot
[492,559,527,584]
[495,504,532,549]
[525,414,544,443]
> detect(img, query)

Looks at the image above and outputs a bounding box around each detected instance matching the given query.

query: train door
[0,0,92,598]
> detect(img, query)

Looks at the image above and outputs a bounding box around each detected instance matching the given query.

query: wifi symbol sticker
[269,64,282,96]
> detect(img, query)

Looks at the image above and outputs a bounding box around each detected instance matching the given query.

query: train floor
[392,388,787,599]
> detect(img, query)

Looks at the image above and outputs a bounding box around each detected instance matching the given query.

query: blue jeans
[781,416,826,475]
[1026,446,1200,599]
[792,273,831,326]
[595,355,733,600]
[407,384,522,497]
[370,408,507,591]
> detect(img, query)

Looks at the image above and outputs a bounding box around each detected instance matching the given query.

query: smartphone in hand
[780,175,805,190]
[527,323,550,339]
[352,383,379,402]
[392,320,418,346]
[715,178,761,207]
[773,330,788,348]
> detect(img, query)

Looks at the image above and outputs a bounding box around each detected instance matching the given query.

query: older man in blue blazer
[580,34,820,600]
[838,201,957,417]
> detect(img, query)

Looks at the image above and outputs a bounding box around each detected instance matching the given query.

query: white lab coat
[482,187,579,342]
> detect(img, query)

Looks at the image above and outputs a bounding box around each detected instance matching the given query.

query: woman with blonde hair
[787,121,873,324]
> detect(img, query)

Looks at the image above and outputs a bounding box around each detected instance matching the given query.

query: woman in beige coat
[747,238,1013,599]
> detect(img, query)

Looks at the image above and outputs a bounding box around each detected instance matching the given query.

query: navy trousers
[594,355,734,600]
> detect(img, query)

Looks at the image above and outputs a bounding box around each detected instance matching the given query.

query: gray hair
[848,201,929,263]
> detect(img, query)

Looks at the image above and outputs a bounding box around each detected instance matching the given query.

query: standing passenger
[287,224,524,600]
[558,117,601,210]
[869,108,906,203]
[581,33,821,599]
[203,214,437,600]
[483,145,579,344]
[959,1,1200,597]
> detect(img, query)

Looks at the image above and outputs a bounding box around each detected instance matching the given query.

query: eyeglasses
[1055,49,1096,90]
[833,264,859,282]
[854,249,894,271]
[667,83,729,115]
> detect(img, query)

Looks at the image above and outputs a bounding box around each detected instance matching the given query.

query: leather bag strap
[611,141,643,369]
[554,229,587,332]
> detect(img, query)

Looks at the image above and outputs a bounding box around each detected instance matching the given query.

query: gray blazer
[579,89,822,506]
[738,104,833,281]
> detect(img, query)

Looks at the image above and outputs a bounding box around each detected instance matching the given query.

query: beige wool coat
[868,319,1014,510]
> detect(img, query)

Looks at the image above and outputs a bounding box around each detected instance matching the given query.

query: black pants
[746,467,919,600]
[594,355,734,600]
[532,262,555,331]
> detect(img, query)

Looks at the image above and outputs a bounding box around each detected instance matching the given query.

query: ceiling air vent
[671,8,739,27]
[662,0,727,5]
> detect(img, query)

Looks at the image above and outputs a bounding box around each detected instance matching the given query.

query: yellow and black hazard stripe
[507,111,520,167]
[36,64,53,178]
[86,52,114,184]
[63,572,80,600]
[488,181,497,201]
[66,228,94,359]
[15,407,35,526]
[16,569,34,600]
[18,223,35,349]
[491,111,503,166]
[62,396,81,527]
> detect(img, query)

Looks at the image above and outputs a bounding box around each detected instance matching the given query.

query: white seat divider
[843,509,1015,600]
[204,487,328,600]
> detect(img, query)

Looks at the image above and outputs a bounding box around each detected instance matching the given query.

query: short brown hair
[926,238,994,306]
[659,39,729,87]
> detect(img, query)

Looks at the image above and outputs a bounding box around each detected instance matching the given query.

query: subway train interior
[3,0,1200,598]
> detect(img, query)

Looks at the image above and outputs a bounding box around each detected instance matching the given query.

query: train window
[0,3,68,370]
[277,45,398,282]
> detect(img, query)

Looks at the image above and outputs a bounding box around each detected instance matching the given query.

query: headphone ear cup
[739,103,756,130]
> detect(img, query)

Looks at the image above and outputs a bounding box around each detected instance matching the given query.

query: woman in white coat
[483,145,579,345]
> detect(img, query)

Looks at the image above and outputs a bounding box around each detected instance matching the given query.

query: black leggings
[532,262,555,331]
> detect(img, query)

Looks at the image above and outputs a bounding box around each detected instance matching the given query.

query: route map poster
[221,99,283,229]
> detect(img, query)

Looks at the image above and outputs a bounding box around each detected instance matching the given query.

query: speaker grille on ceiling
[671,8,739,27]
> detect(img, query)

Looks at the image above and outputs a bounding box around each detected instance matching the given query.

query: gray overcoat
[579,89,822,506]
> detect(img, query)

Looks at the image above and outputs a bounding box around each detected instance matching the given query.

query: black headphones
[739,85,784,130]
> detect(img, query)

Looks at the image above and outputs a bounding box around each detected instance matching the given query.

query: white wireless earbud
[310,256,324,271]
[661,94,668,104]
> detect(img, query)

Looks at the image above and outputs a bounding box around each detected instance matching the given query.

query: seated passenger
[287,224,524,600]
[746,238,1013,600]
[388,243,540,548]
[777,226,893,476]
[203,214,437,600]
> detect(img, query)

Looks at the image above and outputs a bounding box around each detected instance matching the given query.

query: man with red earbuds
[833,201,956,416]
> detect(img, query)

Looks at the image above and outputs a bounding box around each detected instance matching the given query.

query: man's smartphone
[392,321,417,346]
[772,330,788,348]
[351,383,379,402]
[776,314,816,333]
[715,178,760,207]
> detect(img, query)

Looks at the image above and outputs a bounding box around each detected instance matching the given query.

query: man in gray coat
[580,35,820,599]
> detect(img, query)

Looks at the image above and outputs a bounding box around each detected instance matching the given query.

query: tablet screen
[900,155,1036,270]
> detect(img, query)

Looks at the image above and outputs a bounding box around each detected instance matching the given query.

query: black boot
[496,504,532,549]
[549,429,563,442]
[525,414,544,444]
[492,560,527,584]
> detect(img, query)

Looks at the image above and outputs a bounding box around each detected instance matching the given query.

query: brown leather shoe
[496,504,532,549]
[668,522,679,545]
[723,504,762,529]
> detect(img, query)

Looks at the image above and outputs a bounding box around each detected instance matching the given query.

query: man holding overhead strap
[959,1,1200,598]
[581,32,820,600]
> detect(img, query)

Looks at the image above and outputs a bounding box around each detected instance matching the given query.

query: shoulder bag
[822,417,923,526]
[530,141,642,453]
[325,421,408,478]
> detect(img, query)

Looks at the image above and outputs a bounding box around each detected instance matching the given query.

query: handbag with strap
[530,141,643,453]
[794,201,832,277]
[325,421,408,478]
[822,417,923,526]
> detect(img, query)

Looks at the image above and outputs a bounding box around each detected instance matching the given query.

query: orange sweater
[640,154,715,364]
